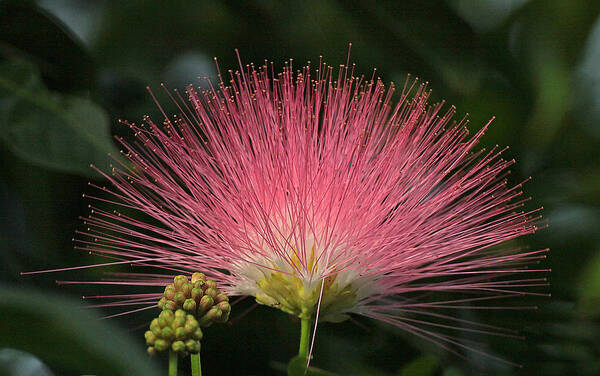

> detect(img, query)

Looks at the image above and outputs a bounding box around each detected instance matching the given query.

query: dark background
[1,0,600,375]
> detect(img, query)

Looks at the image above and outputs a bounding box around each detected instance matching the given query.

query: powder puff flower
[35,52,547,364]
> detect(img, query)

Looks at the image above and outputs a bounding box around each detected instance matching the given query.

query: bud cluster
[158,273,231,326]
[145,309,202,356]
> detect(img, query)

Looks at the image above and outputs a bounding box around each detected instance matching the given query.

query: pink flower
[46,53,547,360]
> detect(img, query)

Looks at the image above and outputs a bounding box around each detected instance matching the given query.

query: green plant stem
[169,350,178,376]
[191,352,202,376]
[298,317,311,359]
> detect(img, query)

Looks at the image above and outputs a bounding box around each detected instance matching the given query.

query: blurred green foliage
[1,0,600,375]
[0,58,118,175]
[0,285,160,376]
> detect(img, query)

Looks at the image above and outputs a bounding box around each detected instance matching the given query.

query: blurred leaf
[0,284,159,376]
[523,49,570,149]
[511,0,600,152]
[442,367,465,376]
[0,58,118,176]
[397,354,439,376]
[287,356,338,376]
[0,0,95,91]
[339,0,484,95]
[449,0,529,33]
[578,250,600,317]
[0,348,54,376]
[93,0,234,84]
[573,15,600,141]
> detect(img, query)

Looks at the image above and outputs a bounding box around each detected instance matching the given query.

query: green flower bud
[154,339,169,352]
[216,301,231,312]
[145,307,204,355]
[144,330,156,345]
[158,317,168,329]
[207,306,222,319]
[191,272,206,283]
[174,291,186,305]
[174,275,188,290]
[159,309,174,322]
[185,319,198,334]
[158,317,170,328]
[194,328,203,340]
[146,273,230,356]
[183,298,197,312]
[199,306,222,326]
[217,301,231,314]
[175,327,187,340]
[172,340,186,353]
[204,288,218,298]
[172,316,185,329]
[150,318,161,334]
[161,327,175,341]
[164,287,176,300]
[191,287,204,301]
[185,339,200,353]
[198,295,214,312]
[214,293,229,303]
[204,280,217,290]
[219,311,230,323]
[193,280,205,289]
[181,282,193,297]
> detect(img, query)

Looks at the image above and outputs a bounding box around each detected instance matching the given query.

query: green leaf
[0,58,119,176]
[287,355,338,376]
[0,348,54,376]
[512,0,600,151]
[0,284,160,376]
[397,354,439,376]
[449,0,529,33]
[0,0,96,91]
[442,367,465,376]
[338,0,484,95]
[578,251,600,317]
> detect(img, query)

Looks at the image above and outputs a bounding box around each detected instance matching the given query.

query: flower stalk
[168,350,178,376]
[191,353,202,376]
[298,317,311,360]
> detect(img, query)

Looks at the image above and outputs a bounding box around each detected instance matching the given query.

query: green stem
[298,317,311,359]
[191,352,202,376]
[168,350,178,376]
